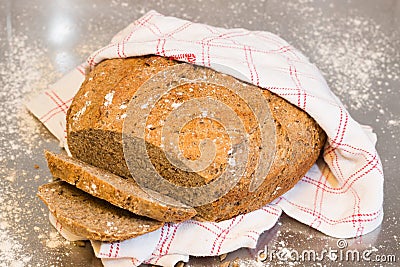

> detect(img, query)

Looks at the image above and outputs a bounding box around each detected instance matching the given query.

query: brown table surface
[0,0,399,266]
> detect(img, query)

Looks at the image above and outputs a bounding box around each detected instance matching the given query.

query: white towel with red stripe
[26,11,384,267]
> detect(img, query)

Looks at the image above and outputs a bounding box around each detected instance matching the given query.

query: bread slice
[67,56,326,221]
[37,181,163,241]
[45,150,196,223]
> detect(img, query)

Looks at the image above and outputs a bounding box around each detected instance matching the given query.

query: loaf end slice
[37,181,163,241]
[45,150,196,223]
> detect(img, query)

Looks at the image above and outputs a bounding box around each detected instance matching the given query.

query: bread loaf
[37,181,163,241]
[45,150,196,222]
[67,55,326,221]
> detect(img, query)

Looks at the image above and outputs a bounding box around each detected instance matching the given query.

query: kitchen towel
[26,11,383,267]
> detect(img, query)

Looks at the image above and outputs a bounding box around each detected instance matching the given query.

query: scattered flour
[0,33,58,164]
[44,231,70,249]
[285,2,399,113]
[0,32,64,266]
[0,188,32,267]
[388,120,400,127]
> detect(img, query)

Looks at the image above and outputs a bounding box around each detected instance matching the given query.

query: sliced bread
[38,181,163,242]
[45,150,196,223]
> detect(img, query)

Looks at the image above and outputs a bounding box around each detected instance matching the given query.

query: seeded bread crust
[45,150,196,222]
[37,181,163,241]
[67,56,326,222]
